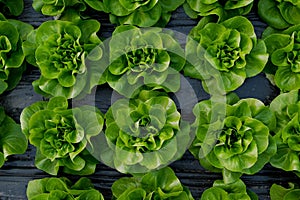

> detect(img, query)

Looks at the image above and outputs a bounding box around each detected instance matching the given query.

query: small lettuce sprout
[263,24,300,92]
[27,177,104,200]
[111,167,194,199]
[200,179,258,200]
[0,13,33,95]
[258,0,300,30]
[184,16,268,95]
[20,96,104,175]
[190,94,277,183]
[0,106,28,168]
[183,0,254,22]
[269,90,300,177]
[22,19,104,99]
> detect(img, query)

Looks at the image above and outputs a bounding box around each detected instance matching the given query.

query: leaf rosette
[258,0,300,29]
[27,177,104,200]
[23,19,104,99]
[0,14,33,95]
[184,16,269,95]
[106,25,185,98]
[263,25,300,92]
[190,95,277,183]
[183,0,254,22]
[0,0,24,16]
[97,90,192,174]
[111,167,194,199]
[0,106,28,168]
[269,90,300,176]
[200,179,258,200]
[20,96,104,175]
[93,0,184,27]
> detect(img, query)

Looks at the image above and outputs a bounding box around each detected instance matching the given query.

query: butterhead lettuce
[263,24,300,92]
[20,96,104,175]
[98,90,192,174]
[269,90,300,177]
[111,167,194,199]
[190,95,277,183]
[106,25,185,98]
[184,16,269,95]
[184,0,254,22]
[258,0,300,29]
[22,19,104,99]
[0,13,33,95]
[97,0,185,27]
[27,177,104,200]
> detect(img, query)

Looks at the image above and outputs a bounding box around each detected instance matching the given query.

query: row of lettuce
[1,0,300,29]
[1,0,300,199]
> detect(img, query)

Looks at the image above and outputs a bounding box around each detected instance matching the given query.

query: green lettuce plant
[184,16,269,95]
[258,0,300,30]
[20,96,104,175]
[263,24,300,92]
[0,106,27,168]
[97,90,192,174]
[0,0,24,16]
[270,182,300,200]
[32,0,86,20]
[0,13,33,95]
[87,0,184,27]
[200,179,258,200]
[111,167,194,199]
[183,0,254,22]
[27,177,104,200]
[22,19,104,99]
[269,90,300,176]
[106,25,185,98]
[190,95,277,183]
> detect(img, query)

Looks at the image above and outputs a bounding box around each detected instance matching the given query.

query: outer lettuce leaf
[111,167,194,200]
[20,96,104,175]
[200,179,258,200]
[184,16,268,95]
[106,25,185,98]
[95,90,192,174]
[0,106,28,168]
[101,0,184,27]
[0,0,24,16]
[258,0,300,29]
[26,177,104,200]
[0,14,33,95]
[32,0,86,20]
[22,19,104,99]
[270,182,300,200]
[190,95,276,183]
[263,24,300,92]
[269,90,300,175]
[184,0,254,22]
